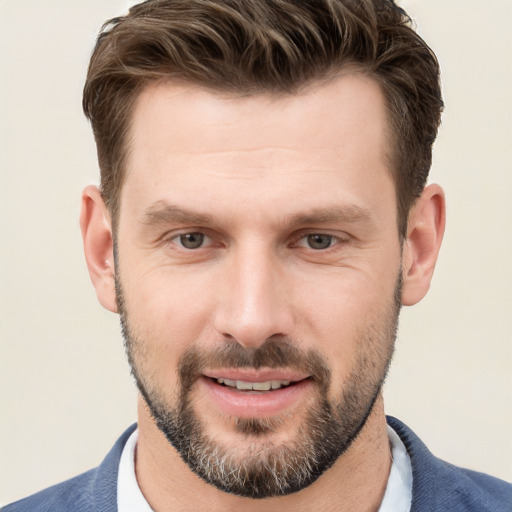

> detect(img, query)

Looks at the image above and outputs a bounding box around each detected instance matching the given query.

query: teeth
[252,381,272,391]
[216,378,292,391]
[236,381,254,390]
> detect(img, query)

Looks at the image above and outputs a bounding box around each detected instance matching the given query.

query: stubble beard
[115,274,401,499]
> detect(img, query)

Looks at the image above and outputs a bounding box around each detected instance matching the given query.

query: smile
[200,373,313,418]
[216,378,292,391]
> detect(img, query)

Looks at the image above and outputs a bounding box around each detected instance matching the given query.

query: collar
[117,425,412,512]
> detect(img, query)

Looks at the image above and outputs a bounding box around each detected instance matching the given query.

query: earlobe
[401,184,446,306]
[79,185,118,313]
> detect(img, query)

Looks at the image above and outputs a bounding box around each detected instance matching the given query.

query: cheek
[291,266,399,380]
[120,265,218,380]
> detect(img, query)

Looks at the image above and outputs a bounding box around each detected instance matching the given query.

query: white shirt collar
[117,425,412,512]
[378,425,413,512]
[117,429,153,512]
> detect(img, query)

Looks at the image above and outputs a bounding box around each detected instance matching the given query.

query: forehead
[128,73,389,161]
[120,74,394,224]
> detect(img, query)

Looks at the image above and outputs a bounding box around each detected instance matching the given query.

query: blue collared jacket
[3,417,511,511]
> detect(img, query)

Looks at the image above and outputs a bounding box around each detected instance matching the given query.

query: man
[3,0,511,511]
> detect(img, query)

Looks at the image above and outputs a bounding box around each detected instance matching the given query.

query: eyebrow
[141,201,375,229]
[141,201,216,226]
[284,205,375,227]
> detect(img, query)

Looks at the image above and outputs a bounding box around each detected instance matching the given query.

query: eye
[294,233,340,250]
[306,234,335,250]
[174,232,209,249]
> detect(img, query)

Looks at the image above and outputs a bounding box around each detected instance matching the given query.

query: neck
[135,394,392,512]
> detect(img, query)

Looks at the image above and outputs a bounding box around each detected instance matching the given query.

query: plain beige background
[1,0,511,505]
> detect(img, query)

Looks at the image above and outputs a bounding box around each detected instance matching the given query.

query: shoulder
[1,424,136,512]
[387,416,512,512]
[1,470,97,512]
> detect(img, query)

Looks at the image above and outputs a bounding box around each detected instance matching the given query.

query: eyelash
[291,233,346,250]
[165,231,347,252]
[169,232,212,250]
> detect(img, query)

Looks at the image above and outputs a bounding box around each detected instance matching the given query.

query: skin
[80,73,445,511]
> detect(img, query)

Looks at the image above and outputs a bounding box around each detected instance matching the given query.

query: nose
[213,243,294,348]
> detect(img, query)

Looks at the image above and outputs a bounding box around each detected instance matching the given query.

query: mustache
[178,337,331,394]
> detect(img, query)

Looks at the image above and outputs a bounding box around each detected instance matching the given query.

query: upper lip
[202,368,310,383]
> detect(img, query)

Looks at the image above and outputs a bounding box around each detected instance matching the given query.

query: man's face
[115,74,403,497]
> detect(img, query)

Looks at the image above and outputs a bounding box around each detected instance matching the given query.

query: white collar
[117,429,153,512]
[117,425,412,512]
[378,425,413,512]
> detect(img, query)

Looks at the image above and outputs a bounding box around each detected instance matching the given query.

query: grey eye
[178,233,205,249]
[307,234,333,250]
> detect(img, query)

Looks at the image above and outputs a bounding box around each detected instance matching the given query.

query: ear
[79,185,118,313]
[401,184,446,306]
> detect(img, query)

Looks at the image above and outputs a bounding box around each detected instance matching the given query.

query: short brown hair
[83,0,442,235]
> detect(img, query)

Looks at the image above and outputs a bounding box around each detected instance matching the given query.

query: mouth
[213,377,301,392]
[202,368,311,391]
[199,370,313,418]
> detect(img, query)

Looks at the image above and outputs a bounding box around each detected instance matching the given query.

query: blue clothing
[3,417,511,511]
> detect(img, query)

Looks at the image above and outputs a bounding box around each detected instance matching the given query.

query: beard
[116,273,401,499]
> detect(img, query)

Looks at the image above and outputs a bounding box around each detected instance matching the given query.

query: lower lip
[199,376,314,418]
